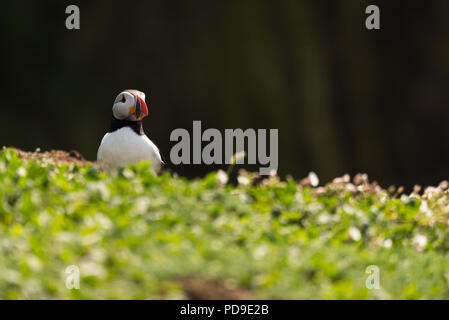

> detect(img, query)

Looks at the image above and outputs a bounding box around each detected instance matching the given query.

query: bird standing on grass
[97,89,163,174]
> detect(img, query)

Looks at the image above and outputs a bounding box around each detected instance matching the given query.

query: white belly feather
[97,127,162,174]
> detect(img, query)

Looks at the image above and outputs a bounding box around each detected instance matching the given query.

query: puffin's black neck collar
[109,116,145,135]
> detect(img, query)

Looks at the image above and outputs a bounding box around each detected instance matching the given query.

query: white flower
[16,167,26,177]
[308,172,319,187]
[412,234,427,251]
[383,239,393,248]
[253,245,268,259]
[237,175,250,186]
[216,170,228,186]
[80,261,106,279]
[419,200,433,217]
[121,168,135,179]
[345,183,357,193]
[348,227,361,241]
[317,213,331,224]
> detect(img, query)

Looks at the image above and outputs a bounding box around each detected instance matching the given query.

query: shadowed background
[2,0,449,189]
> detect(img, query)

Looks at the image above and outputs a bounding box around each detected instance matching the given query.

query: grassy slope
[1,148,449,299]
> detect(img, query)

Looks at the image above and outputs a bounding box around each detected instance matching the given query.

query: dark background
[2,0,449,189]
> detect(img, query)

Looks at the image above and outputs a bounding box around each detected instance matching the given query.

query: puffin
[97,89,163,174]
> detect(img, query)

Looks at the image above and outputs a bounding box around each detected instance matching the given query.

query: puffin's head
[112,89,149,121]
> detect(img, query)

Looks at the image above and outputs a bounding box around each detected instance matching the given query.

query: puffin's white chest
[97,127,162,174]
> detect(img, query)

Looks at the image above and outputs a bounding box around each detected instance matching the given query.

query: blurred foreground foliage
[1,148,449,299]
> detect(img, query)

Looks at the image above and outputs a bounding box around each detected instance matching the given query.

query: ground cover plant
[1,148,449,299]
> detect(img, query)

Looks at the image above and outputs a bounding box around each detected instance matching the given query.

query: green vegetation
[1,148,449,299]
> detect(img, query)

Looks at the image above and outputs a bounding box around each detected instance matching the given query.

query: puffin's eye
[120,95,126,103]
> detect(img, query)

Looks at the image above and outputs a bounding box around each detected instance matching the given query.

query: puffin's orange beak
[135,96,148,120]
